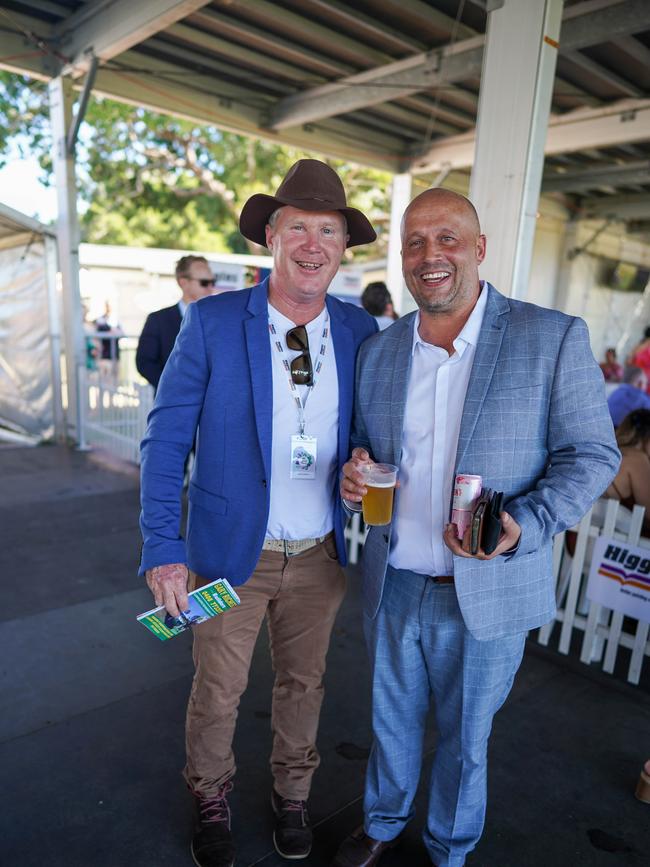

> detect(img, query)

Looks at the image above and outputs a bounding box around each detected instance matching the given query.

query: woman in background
[605,408,650,535]
[627,326,650,394]
[604,408,650,804]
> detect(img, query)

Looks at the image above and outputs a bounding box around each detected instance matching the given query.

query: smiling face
[401,190,486,317]
[266,206,348,312]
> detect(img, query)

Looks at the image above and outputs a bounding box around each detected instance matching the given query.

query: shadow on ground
[1,444,649,866]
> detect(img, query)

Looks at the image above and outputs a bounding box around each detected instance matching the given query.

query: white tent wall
[0,206,61,440]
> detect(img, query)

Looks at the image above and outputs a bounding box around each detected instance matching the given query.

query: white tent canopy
[0,203,62,440]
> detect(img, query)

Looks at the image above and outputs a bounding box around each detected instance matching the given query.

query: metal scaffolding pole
[386,172,413,315]
[48,75,86,446]
[470,0,563,300]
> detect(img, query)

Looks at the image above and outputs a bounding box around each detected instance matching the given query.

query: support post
[386,172,412,315]
[44,234,66,441]
[49,75,86,445]
[469,0,563,299]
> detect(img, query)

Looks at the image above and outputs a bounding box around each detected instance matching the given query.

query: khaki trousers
[183,533,346,801]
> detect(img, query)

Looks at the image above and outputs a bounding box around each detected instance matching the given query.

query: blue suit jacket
[353,283,620,640]
[139,279,376,583]
[136,303,183,389]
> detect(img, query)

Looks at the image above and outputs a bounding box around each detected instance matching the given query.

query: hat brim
[239,193,376,248]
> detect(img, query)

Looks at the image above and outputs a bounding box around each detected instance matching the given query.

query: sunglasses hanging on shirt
[286,325,314,386]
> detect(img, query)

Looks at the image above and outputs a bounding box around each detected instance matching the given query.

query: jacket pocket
[188,482,229,515]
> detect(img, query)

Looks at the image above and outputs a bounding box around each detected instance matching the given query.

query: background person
[139,159,377,867]
[627,326,650,395]
[136,255,216,391]
[607,365,650,428]
[333,188,619,867]
[599,346,623,382]
[361,281,397,330]
[604,408,650,537]
[94,301,123,387]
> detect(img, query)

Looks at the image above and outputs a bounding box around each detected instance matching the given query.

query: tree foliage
[0,71,391,258]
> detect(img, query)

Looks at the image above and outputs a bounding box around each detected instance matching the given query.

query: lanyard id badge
[290,434,318,479]
[269,311,329,481]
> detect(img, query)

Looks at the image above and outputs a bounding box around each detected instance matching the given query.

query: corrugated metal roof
[1,0,649,228]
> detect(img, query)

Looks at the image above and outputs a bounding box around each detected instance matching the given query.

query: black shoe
[271,788,312,860]
[191,781,235,867]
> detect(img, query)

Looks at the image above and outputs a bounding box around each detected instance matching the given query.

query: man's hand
[145,563,190,617]
[340,447,373,503]
[443,511,521,560]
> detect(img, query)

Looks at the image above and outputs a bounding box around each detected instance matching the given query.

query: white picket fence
[346,498,650,685]
[344,511,369,564]
[537,497,650,685]
[80,383,650,686]
[84,380,153,464]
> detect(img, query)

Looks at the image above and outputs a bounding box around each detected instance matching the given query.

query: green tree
[0,71,391,258]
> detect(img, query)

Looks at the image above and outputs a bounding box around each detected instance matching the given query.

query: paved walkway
[1,444,649,866]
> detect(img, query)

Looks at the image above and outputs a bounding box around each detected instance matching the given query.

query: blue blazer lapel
[389,315,416,465]
[244,280,273,481]
[455,283,509,470]
[327,297,355,469]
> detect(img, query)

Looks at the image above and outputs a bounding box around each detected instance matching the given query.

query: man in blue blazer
[136,255,216,390]
[333,189,620,867]
[139,160,377,867]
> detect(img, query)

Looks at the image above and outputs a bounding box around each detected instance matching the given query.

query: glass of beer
[361,463,398,526]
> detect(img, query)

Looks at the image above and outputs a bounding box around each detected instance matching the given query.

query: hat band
[279,195,344,206]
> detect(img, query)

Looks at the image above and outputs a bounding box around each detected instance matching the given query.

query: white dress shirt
[266,303,339,540]
[389,284,488,576]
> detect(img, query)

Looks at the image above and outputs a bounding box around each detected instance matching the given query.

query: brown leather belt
[429,575,454,584]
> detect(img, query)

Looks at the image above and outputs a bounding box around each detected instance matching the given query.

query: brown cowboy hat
[239,159,376,248]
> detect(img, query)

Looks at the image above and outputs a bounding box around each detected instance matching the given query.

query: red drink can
[452,474,482,540]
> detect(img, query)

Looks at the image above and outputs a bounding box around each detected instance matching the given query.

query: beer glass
[361,463,398,526]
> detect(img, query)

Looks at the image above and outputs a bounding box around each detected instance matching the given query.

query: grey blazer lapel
[455,284,509,470]
[388,314,416,465]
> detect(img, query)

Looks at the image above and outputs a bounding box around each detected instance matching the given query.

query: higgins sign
[586,536,650,624]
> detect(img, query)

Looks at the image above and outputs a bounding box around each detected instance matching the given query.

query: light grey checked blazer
[353,283,620,641]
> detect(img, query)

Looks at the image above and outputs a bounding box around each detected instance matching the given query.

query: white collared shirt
[389,283,488,575]
[266,303,339,540]
[178,300,187,318]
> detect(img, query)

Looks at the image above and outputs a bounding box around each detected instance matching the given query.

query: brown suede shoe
[330,826,399,867]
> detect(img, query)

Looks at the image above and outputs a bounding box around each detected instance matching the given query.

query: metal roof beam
[562,50,643,98]
[543,160,650,193]
[270,35,485,130]
[54,0,213,75]
[0,11,58,77]
[612,34,650,68]
[412,98,650,173]
[582,193,650,220]
[269,0,650,130]
[87,49,406,171]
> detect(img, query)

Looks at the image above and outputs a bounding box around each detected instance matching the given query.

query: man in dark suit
[136,255,216,389]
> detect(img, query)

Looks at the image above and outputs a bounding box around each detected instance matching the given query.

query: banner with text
[586,536,650,624]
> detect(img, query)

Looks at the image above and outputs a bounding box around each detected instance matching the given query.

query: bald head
[400,186,486,320]
[401,188,481,241]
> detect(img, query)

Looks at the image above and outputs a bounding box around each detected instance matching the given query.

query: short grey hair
[267,207,284,229]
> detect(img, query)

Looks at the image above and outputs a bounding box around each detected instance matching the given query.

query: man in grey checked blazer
[332,189,620,867]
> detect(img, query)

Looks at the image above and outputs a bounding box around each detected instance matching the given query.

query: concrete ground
[1,443,649,867]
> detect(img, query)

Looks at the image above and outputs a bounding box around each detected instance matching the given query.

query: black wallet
[469,489,504,555]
